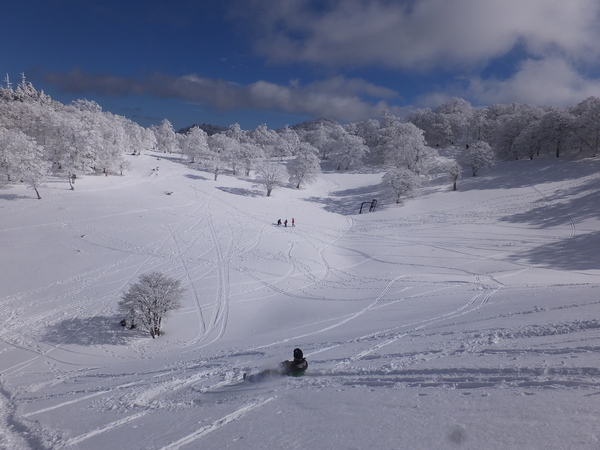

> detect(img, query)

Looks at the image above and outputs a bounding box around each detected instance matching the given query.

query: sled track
[158,397,275,450]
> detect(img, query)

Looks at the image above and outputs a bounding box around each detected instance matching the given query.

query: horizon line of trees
[2,74,599,201]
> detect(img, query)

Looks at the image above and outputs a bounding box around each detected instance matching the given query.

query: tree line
[2,74,599,201]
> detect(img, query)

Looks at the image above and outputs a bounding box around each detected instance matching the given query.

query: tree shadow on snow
[459,158,600,192]
[305,183,384,215]
[0,193,32,201]
[500,175,600,227]
[506,231,600,271]
[184,173,210,181]
[41,316,144,346]
[217,186,263,197]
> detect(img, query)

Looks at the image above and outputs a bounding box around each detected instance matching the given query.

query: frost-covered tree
[467,108,488,143]
[153,119,179,154]
[328,126,368,170]
[374,112,412,164]
[207,133,237,179]
[59,105,103,189]
[288,144,321,188]
[302,122,335,160]
[249,124,279,158]
[350,118,381,153]
[0,127,50,198]
[537,108,574,158]
[570,97,600,157]
[116,159,133,176]
[438,158,462,191]
[476,103,519,143]
[275,126,300,160]
[376,114,436,173]
[465,141,495,176]
[240,142,265,176]
[382,167,421,203]
[494,105,544,160]
[0,75,156,187]
[256,162,287,196]
[225,123,248,143]
[0,127,16,181]
[121,117,156,156]
[513,121,543,160]
[433,98,473,145]
[119,272,185,339]
[180,126,209,163]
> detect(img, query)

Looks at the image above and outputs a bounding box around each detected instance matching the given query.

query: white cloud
[248,0,600,69]
[466,57,600,106]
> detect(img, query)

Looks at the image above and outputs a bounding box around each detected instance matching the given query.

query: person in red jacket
[244,348,308,381]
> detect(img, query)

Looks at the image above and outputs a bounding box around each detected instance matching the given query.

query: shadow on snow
[41,316,144,346]
[506,230,600,271]
[305,183,383,215]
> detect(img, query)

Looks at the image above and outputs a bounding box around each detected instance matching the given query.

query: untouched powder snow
[1,152,600,449]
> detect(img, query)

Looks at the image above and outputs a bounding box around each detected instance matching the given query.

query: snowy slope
[1,153,600,449]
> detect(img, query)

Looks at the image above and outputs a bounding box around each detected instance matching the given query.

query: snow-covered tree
[570,97,600,157]
[116,159,133,176]
[119,272,185,339]
[249,124,279,158]
[225,123,248,143]
[437,158,462,191]
[59,105,104,188]
[328,126,368,170]
[374,112,411,164]
[207,133,237,179]
[376,114,436,173]
[494,105,544,160]
[240,142,265,176]
[513,121,543,160]
[537,108,574,158]
[433,98,473,145]
[382,167,421,203]
[288,144,322,188]
[465,141,495,176]
[302,122,336,160]
[0,127,50,198]
[153,119,179,154]
[349,118,381,152]
[256,162,287,196]
[275,126,300,160]
[180,126,209,164]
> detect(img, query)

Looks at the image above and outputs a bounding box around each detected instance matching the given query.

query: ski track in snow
[1,155,600,449]
[157,397,275,450]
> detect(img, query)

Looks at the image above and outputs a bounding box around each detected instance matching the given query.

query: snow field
[1,152,600,449]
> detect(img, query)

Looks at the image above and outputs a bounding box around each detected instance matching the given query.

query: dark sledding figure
[244,348,308,382]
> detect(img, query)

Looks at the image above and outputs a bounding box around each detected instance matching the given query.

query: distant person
[291,218,295,227]
[244,348,308,381]
[277,219,282,226]
[284,219,288,227]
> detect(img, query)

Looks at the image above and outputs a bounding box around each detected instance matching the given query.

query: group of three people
[276,218,295,227]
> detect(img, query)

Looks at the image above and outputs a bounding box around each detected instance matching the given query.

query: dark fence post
[369,199,377,212]
[360,199,377,214]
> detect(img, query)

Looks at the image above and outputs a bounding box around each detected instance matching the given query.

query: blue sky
[4,0,600,130]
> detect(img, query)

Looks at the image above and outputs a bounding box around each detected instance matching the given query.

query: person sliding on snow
[244,348,308,381]
[279,348,308,376]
